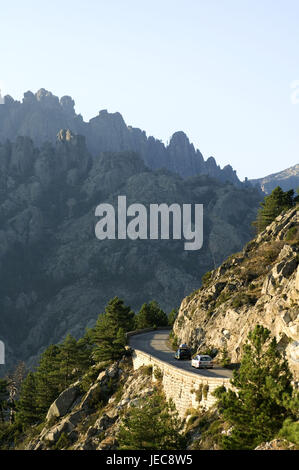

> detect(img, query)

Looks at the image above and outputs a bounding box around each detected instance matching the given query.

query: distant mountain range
[0,130,261,373]
[250,163,299,194]
[0,89,241,184]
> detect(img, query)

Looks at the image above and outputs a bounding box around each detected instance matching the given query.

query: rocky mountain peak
[60,96,76,114]
[35,88,60,107]
[0,88,243,183]
[169,131,192,146]
[250,164,299,194]
[206,156,218,169]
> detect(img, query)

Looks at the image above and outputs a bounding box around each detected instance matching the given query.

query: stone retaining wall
[132,348,231,417]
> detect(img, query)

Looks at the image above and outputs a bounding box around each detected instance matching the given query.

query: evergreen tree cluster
[1,296,170,435]
[16,336,92,427]
[134,301,169,329]
[118,390,186,450]
[214,325,299,449]
[254,186,298,233]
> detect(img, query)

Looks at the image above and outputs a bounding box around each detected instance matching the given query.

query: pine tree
[118,391,186,450]
[135,301,168,329]
[105,297,135,332]
[254,186,296,233]
[59,334,80,389]
[214,325,297,449]
[35,345,62,417]
[16,373,39,427]
[91,297,135,362]
[0,380,9,422]
[76,336,93,372]
[92,315,124,362]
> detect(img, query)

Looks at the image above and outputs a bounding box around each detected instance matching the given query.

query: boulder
[80,382,103,410]
[46,383,81,421]
[97,436,118,450]
[97,371,106,382]
[43,420,69,443]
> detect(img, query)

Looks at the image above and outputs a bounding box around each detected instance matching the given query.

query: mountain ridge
[0,89,241,184]
[250,163,299,194]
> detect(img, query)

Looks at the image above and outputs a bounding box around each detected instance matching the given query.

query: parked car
[174,347,192,360]
[191,354,213,369]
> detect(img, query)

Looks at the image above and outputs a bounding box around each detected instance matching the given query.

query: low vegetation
[0,296,171,449]
[213,325,299,449]
[118,390,186,450]
[185,326,299,450]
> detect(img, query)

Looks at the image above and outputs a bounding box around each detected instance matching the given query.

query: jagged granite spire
[0,88,242,185]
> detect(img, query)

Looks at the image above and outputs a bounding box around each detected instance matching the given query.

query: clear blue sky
[1,0,299,180]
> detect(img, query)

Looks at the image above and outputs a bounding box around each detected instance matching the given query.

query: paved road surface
[129,330,233,380]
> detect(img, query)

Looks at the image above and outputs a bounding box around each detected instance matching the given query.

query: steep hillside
[173,207,299,380]
[250,164,299,194]
[0,131,261,372]
[0,89,241,183]
[24,358,154,451]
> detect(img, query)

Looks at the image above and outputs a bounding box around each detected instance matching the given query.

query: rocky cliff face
[0,132,261,372]
[0,89,241,183]
[19,354,298,451]
[250,164,299,194]
[173,207,299,380]
[24,357,156,450]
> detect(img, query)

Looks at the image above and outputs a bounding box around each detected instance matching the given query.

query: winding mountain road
[129,330,233,380]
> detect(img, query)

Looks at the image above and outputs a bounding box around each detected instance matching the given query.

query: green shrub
[202,271,212,286]
[231,292,257,309]
[215,292,232,307]
[285,226,298,241]
[194,384,203,403]
[118,391,186,450]
[186,414,199,427]
[154,367,163,381]
[80,365,104,393]
[113,384,124,404]
[278,419,299,446]
[219,348,231,368]
[54,432,70,450]
[203,385,209,400]
[142,365,153,377]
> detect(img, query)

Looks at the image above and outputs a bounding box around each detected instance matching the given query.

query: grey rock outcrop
[26,358,155,450]
[173,208,299,380]
[46,383,82,421]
